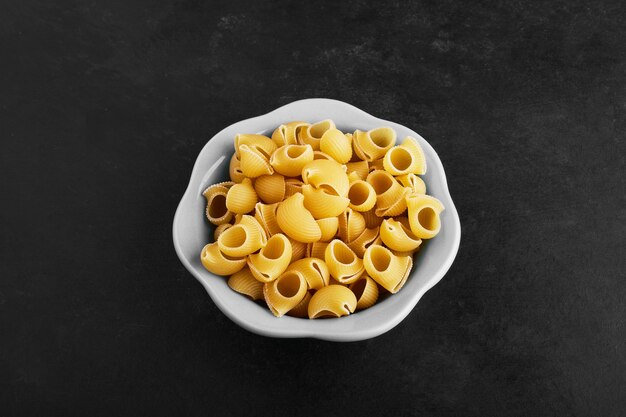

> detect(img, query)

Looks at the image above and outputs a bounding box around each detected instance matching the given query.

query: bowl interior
[173,99,460,341]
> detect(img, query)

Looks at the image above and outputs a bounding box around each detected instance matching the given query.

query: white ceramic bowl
[173,98,461,341]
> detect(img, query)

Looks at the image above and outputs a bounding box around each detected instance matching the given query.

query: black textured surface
[1,1,625,416]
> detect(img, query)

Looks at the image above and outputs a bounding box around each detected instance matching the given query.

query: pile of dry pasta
[200,120,444,319]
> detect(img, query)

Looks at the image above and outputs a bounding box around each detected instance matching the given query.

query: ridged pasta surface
[308,285,357,319]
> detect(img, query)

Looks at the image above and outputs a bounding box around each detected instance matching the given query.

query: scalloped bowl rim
[173,98,461,341]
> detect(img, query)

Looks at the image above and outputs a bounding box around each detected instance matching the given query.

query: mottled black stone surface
[1,1,625,416]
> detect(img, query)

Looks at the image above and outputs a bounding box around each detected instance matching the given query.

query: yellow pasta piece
[276,193,321,243]
[202,182,234,225]
[399,136,426,175]
[324,239,365,284]
[316,217,339,242]
[308,285,357,319]
[284,178,304,197]
[396,173,426,195]
[286,291,313,318]
[337,208,366,243]
[287,257,330,290]
[271,121,309,147]
[347,179,376,212]
[234,134,277,158]
[263,270,308,317]
[228,267,264,301]
[247,233,292,282]
[367,170,405,209]
[217,215,267,257]
[391,249,417,257]
[200,242,247,276]
[301,159,349,197]
[361,207,384,229]
[270,144,314,177]
[379,218,422,252]
[347,227,382,258]
[229,153,245,183]
[349,275,379,311]
[213,223,232,241]
[299,119,336,150]
[345,160,369,180]
[363,245,412,293]
[238,144,274,178]
[320,128,352,164]
[254,202,281,237]
[288,237,307,263]
[225,178,257,214]
[312,150,334,160]
[306,241,329,260]
[352,127,396,161]
[253,173,285,204]
[406,193,445,239]
[374,187,410,217]
[368,158,385,172]
[302,184,350,219]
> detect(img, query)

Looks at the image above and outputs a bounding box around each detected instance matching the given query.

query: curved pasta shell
[400,137,426,175]
[313,151,334,161]
[238,144,274,178]
[379,218,422,252]
[287,257,330,290]
[306,241,329,260]
[337,208,366,243]
[276,193,321,243]
[345,160,369,180]
[284,178,304,197]
[347,227,382,258]
[263,270,308,317]
[368,158,385,172]
[324,239,365,284]
[406,193,445,239]
[254,173,286,204]
[308,285,357,319]
[200,242,246,276]
[352,127,396,161]
[217,215,267,257]
[203,182,234,225]
[349,275,379,310]
[363,244,412,293]
[299,119,335,150]
[367,170,405,209]
[228,267,264,301]
[270,144,314,177]
[320,128,352,164]
[396,173,426,195]
[316,217,339,242]
[234,134,277,158]
[225,178,257,214]
[347,179,377,212]
[361,207,384,229]
[213,223,233,241]
[374,187,410,217]
[254,202,281,237]
[302,184,350,219]
[286,290,313,318]
[271,121,309,147]
[383,145,418,176]
[301,159,349,197]
[288,237,307,263]
[247,233,292,282]
[391,249,417,257]
[229,153,245,183]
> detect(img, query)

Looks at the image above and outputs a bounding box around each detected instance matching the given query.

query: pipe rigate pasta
[337,208,366,243]
[229,153,245,183]
[301,159,349,198]
[203,182,235,225]
[406,193,445,239]
[238,143,274,178]
[312,150,334,161]
[254,173,286,204]
[352,127,396,161]
[284,178,304,197]
[276,193,321,243]
[379,218,422,252]
[367,170,405,210]
[213,223,233,241]
[316,217,339,242]
[374,187,410,217]
[225,178,257,214]
[299,119,335,150]
[234,134,277,158]
[320,128,352,164]
[200,242,247,276]
[349,275,379,311]
[247,233,292,282]
[363,245,412,293]
[254,202,281,237]
[347,179,376,212]
[263,270,308,317]
[308,285,357,319]
[396,173,426,195]
[270,144,314,177]
[306,241,329,260]
[399,137,426,175]
[287,291,313,318]
[324,239,365,284]
[271,121,309,147]
[345,160,370,181]
[347,227,382,258]
[228,267,264,301]
[287,257,330,290]
[361,207,384,229]
[287,237,307,263]
[302,184,350,219]
[217,215,267,257]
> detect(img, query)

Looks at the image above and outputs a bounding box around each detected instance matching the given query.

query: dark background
[1,0,625,416]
